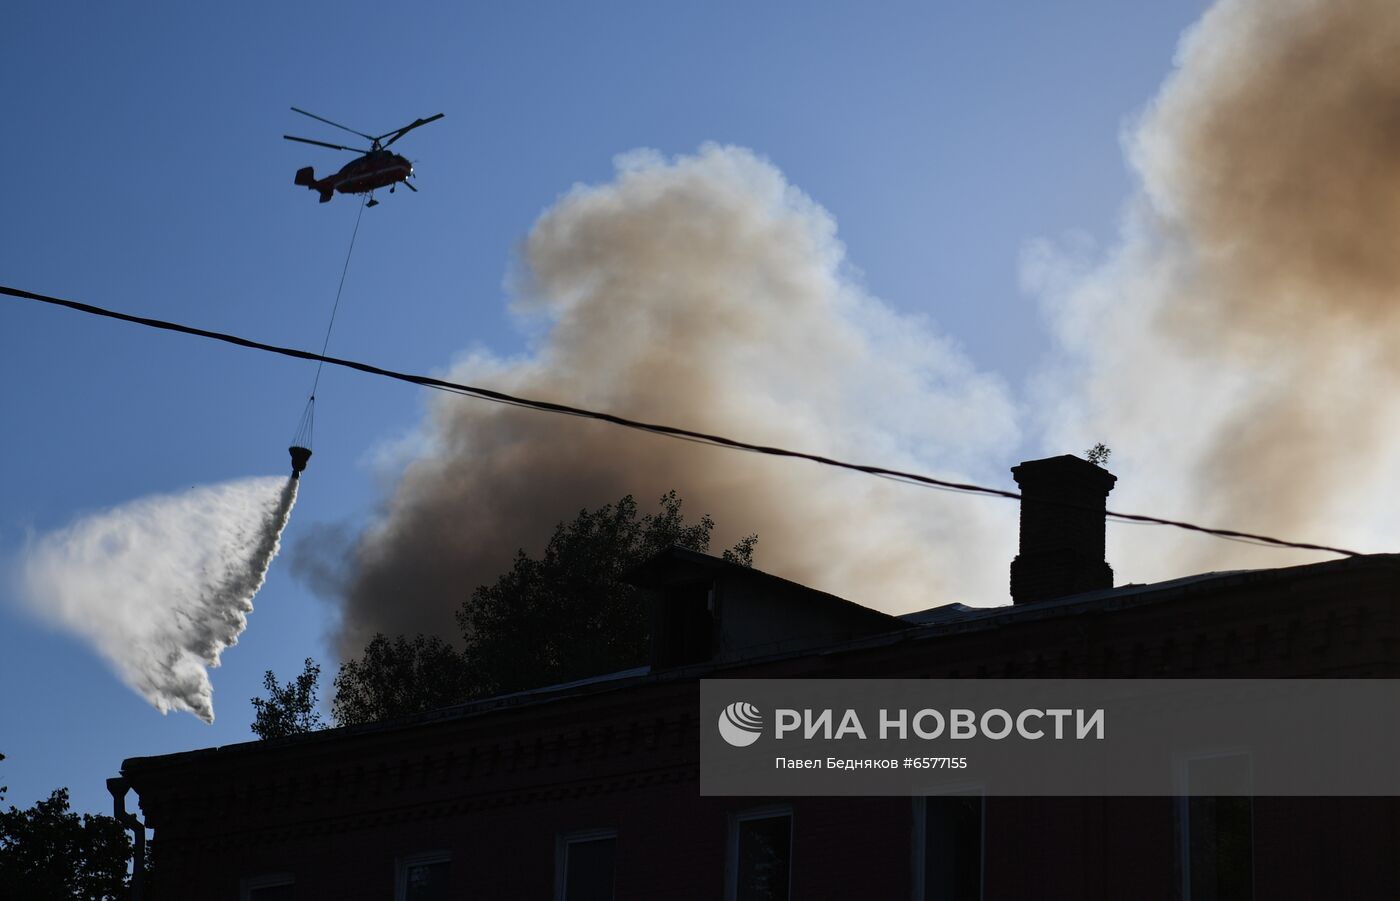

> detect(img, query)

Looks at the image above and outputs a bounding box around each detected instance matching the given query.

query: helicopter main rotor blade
[283,134,368,153]
[379,113,445,149]
[289,106,379,143]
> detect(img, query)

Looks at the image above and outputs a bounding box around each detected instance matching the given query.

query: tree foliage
[0,787,132,900]
[331,633,476,727]
[250,658,325,740]
[329,491,756,724]
[458,491,752,696]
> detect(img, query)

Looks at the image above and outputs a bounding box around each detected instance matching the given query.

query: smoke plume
[315,0,1400,650]
[319,145,1020,655]
[19,476,298,722]
[1029,0,1400,582]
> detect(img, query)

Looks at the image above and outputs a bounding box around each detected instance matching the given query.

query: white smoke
[18,476,298,722]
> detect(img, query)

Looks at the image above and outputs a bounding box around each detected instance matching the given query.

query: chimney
[1009,455,1116,604]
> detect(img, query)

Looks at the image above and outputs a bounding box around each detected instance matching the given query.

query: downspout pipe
[107,777,146,901]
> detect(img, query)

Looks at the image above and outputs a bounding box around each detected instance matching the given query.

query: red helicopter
[284,107,444,206]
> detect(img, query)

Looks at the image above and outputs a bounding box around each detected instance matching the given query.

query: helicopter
[284,107,444,206]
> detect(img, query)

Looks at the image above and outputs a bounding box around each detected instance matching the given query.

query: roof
[123,551,1398,777]
[897,553,1398,635]
[628,544,904,629]
[898,569,1258,627]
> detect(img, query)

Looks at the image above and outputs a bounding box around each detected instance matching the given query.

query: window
[727,806,792,901]
[652,582,715,667]
[1178,752,1254,901]
[396,850,451,901]
[556,828,617,901]
[240,874,294,901]
[913,792,984,901]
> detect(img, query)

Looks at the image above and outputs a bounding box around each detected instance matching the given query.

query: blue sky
[0,1,1208,816]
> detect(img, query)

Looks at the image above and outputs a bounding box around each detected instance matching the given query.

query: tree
[458,491,754,696]
[250,658,325,739]
[1085,442,1112,467]
[329,491,756,724]
[0,787,132,900]
[332,633,476,727]
[465,492,753,692]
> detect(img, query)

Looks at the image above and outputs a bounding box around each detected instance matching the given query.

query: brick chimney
[1009,454,1117,604]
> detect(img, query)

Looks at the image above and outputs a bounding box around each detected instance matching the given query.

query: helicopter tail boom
[294,166,335,203]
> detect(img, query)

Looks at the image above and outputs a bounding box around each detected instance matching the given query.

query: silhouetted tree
[0,787,132,900]
[1085,442,1112,467]
[329,491,756,724]
[332,633,476,727]
[459,491,753,696]
[250,658,325,739]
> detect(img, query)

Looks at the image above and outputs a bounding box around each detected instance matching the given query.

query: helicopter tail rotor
[294,166,316,187]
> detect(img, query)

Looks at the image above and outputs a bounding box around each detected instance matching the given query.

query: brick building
[117,456,1400,899]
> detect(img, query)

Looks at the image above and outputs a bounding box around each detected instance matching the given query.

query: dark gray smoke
[318,146,1020,656]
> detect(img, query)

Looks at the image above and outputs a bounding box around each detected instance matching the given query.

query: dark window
[922,795,983,901]
[247,885,294,901]
[651,582,714,667]
[733,812,791,901]
[562,835,616,901]
[398,854,451,901]
[1183,755,1254,901]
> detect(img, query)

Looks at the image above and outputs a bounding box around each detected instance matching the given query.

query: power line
[0,282,1370,559]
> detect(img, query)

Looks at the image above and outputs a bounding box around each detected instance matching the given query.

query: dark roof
[124,663,662,776]
[628,545,904,629]
[123,551,1397,777]
[624,543,750,587]
[898,552,1396,632]
[898,569,1257,627]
